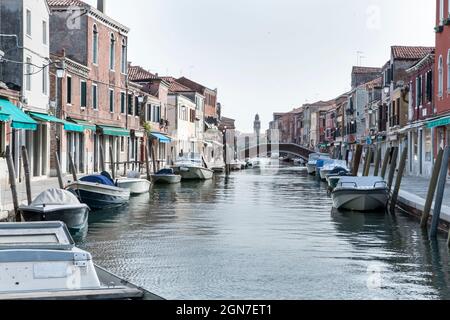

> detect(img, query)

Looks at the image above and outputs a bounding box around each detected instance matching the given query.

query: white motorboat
[19,188,90,232]
[332,176,389,212]
[319,160,349,181]
[246,158,261,169]
[306,153,331,175]
[172,154,214,180]
[116,171,151,195]
[0,221,163,300]
[230,160,245,171]
[151,168,182,184]
[66,173,130,210]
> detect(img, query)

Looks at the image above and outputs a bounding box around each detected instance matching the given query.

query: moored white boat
[116,172,151,195]
[319,160,349,181]
[332,176,389,212]
[0,222,163,300]
[19,188,90,232]
[230,160,245,171]
[66,174,130,210]
[151,169,181,184]
[306,153,331,175]
[172,155,214,180]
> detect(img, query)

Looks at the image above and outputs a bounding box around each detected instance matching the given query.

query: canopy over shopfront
[29,112,84,132]
[149,132,172,143]
[98,125,130,137]
[0,99,37,130]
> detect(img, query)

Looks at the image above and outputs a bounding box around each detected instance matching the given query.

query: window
[93,25,98,64]
[155,105,161,123]
[121,39,127,74]
[134,96,139,116]
[26,9,31,36]
[42,65,48,95]
[109,33,116,70]
[128,94,133,115]
[415,76,422,108]
[80,81,87,108]
[120,92,126,114]
[439,55,444,97]
[426,70,433,103]
[42,21,47,45]
[146,104,151,121]
[66,76,72,104]
[25,57,32,91]
[92,84,98,109]
[447,50,450,93]
[109,89,114,112]
[440,0,445,24]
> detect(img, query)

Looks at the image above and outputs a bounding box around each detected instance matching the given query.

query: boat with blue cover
[151,168,181,184]
[66,173,130,210]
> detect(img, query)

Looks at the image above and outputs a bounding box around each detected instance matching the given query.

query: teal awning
[427,117,450,129]
[98,125,130,137]
[150,132,172,143]
[69,119,96,131]
[0,99,37,130]
[29,112,84,132]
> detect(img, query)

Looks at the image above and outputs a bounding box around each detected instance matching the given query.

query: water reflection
[77,165,450,300]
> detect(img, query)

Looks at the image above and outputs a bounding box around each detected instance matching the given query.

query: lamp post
[55,61,66,172]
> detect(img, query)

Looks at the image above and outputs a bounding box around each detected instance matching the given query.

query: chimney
[97,0,105,13]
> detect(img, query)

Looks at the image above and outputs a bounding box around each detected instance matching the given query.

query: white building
[0,0,51,178]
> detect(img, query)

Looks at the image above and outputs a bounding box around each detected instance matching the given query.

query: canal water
[78,164,450,300]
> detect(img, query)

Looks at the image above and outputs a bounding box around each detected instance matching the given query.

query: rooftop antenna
[357,51,365,66]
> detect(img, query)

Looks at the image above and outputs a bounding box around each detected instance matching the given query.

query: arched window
[439,55,444,97]
[92,24,98,64]
[447,50,450,93]
[121,38,127,74]
[109,33,116,70]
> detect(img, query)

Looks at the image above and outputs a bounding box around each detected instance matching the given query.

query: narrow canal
[78,164,450,300]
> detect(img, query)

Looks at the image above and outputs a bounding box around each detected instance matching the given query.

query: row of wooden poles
[349,143,450,245]
[4,143,159,223]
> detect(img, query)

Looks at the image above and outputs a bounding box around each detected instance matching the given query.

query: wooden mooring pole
[99,144,105,173]
[352,144,363,177]
[68,152,78,182]
[145,144,151,181]
[54,152,64,189]
[373,147,382,177]
[389,146,408,214]
[380,147,391,179]
[21,146,32,205]
[151,144,157,174]
[363,147,373,177]
[387,147,399,193]
[430,146,450,239]
[421,148,444,228]
[109,146,116,179]
[5,146,20,222]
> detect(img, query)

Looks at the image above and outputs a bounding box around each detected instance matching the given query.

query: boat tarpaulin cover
[156,168,175,175]
[80,175,115,186]
[31,188,82,206]
[0,99,38,130]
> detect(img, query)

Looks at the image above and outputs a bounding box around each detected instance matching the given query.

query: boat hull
[66,182,130,210]
[172,166,214,180]
[116,179,151,195]
[332,189,389,212]
[20,206,89,232]
[306,163,316,175]
[151,174,181,184]
[320,169,331,181]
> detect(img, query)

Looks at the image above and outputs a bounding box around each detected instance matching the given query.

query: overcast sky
[86,0,435,132]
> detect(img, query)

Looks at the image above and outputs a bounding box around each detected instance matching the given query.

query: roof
[160,77,194,93]
[406,53,435,74]
[128,66,157,81]
[177,77,216,95]
[47,0,129,33]
[352,66,381,74]
[391,46,435,60]
[364,76,383,89]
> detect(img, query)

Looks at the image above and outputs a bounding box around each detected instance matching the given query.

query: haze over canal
[79,165,450,300]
